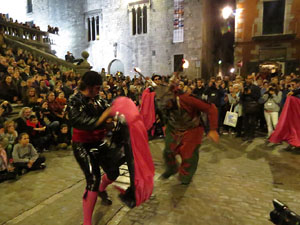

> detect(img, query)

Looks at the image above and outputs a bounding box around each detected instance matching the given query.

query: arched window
[86,12,101,42]
[92,17,95,41]
[132,5,147,36]
[96,16,99,39]
[87,18,91,42]
[132,8,137,35]
[143,5,147,34]
[137,7,142,34]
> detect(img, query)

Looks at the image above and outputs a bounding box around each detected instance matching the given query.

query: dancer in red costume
[154,79,219,184]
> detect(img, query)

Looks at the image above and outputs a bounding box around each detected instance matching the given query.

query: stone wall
[83,0,205,78]
[235,0,300,75]
[27,0,87,60]
[3,0,215,78]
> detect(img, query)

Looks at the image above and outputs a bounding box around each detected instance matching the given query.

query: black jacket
[67,92,109,130]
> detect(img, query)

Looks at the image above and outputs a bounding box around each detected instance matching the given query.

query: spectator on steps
[0,138,17,183]
[12,133,46,175]
[56,124,71,150]
[14,107,33,134]
[3,120,18,160]
[65,51,75,63]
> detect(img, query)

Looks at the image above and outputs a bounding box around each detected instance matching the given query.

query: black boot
[119,188,136,208]
[98,191,112,205]
[159,168,178,180]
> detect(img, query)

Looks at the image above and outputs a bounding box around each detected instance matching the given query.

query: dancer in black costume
[67,71,119,225]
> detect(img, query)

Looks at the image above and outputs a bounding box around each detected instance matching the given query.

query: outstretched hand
[207,130,219,143]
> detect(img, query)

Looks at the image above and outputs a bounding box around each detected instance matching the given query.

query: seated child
[26,115,52,152]
[0,123,8,148]
[0,138,17,182]
[56,124,71,149]
[4,120,18,160]
[12,133,46,175]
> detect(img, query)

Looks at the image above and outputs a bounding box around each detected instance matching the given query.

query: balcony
[252,33,296,42]
[251,22,298,42]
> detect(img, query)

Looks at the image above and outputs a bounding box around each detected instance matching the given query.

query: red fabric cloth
[72,128,106,143]
[269,96,300,147]
[139,88,156,131]
[111,97,155,206]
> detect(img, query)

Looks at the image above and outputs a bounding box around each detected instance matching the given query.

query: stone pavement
[1,135,300,225]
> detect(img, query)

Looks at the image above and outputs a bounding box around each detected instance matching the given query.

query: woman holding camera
[261,84,282,138]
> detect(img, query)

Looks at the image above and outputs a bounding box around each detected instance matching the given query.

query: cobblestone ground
[1,135,300,225]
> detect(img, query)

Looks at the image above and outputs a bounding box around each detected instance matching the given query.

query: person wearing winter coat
[261,85,282,138]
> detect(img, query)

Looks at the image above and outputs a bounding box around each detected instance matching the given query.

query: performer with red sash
[68,71,116,225]
[155,83,219,184]
[68,72,155,225]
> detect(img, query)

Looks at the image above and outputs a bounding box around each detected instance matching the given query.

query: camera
[270,199,300,225]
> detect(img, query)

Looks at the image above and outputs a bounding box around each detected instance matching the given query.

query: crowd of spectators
[1,13,59,37]
[195,72,299,142]
[0,13,41,31]
[0,36,300,182]
[47,25,59,34]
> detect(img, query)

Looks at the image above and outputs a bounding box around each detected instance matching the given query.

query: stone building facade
[234,0,300,76]
[3,0,218,79]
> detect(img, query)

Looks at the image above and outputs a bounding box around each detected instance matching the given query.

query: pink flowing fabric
[139,88,156,131]
[110,97,155,206]
[269,96,300,147]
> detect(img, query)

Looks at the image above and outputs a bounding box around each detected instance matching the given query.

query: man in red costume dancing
[155,80,219,184]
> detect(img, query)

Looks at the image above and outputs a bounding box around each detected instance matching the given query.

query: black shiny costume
[68,92,120,191]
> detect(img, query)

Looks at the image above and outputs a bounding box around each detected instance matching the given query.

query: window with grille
[173,0,184,43]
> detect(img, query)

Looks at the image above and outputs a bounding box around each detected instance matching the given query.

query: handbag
[223,104,238,127]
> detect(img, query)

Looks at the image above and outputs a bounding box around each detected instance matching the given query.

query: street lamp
[182,59,189,69]
[222,6,233,20]
[218,60,222,76]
